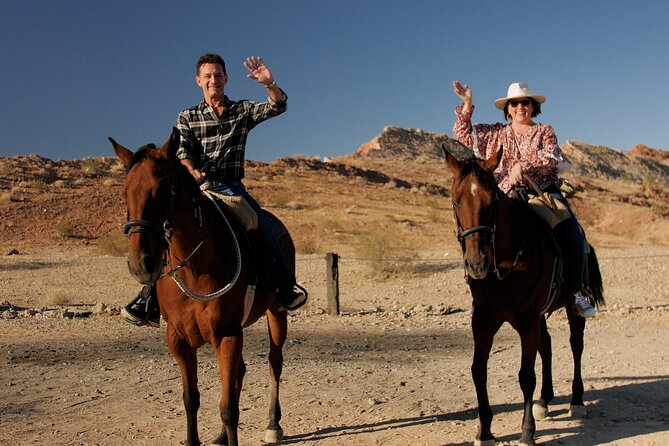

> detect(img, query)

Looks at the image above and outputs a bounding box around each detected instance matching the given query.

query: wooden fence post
[325,252,340,315]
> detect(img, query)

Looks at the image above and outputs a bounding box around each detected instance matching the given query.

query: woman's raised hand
[453,80,473,104]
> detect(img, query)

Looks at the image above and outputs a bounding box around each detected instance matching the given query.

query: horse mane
[457,156,498,191]
[125,144,158,172]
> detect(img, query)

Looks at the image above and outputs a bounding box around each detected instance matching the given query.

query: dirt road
[1,246,667,445]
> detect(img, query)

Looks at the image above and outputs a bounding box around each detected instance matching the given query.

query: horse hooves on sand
[263,428,284,443]
[569,404,588,418]
[532,402,549,420]
[474,440,496,446]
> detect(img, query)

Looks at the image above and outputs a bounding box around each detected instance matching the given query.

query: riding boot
[553,215,595,318]
[121,284,161,327]
[275,268,308,312]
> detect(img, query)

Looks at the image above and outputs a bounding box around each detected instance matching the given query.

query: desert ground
[1,133,668,445]
[1,245,668,446]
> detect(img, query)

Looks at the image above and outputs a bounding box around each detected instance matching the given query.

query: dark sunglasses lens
[510,99,530,106]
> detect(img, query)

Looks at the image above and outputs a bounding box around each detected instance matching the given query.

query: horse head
[443,146,503,279]
[109,128,182,284]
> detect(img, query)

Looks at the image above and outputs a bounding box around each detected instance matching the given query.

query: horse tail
[586,245,605,308]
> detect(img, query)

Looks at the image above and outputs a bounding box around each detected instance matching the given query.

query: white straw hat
[494,82,546,110]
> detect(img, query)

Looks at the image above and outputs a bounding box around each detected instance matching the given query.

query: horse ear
[442,144,461,176]
[484,146,503,171]
[109,137,133,167]
[160,127,180,158]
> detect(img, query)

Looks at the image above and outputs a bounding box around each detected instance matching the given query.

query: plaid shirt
[176,92,287,181]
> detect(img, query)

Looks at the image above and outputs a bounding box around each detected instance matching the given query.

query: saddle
[200,184,288,296]
[511,187,565,314]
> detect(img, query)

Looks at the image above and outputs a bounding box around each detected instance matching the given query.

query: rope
[166,188,242,301]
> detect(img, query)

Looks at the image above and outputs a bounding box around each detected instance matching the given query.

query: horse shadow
[281,375,669,445]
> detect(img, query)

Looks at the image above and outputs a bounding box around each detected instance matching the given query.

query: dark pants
[216,181,292,279]
[550,193,585,295]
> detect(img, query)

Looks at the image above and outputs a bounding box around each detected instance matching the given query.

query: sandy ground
[1,246,668,446]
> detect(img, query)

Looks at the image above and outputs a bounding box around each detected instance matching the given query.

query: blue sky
[1,1,667,162]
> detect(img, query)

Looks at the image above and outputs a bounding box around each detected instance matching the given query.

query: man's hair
[196,53,226,76]
[503,98,541,120]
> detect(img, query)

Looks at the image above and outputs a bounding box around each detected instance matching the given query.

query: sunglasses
[508,99,531,107]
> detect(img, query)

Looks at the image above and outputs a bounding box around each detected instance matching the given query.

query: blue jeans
[214,181,292,277]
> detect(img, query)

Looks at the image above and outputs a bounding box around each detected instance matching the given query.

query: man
[122,53,307,327]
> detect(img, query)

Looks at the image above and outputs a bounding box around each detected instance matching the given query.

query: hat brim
[494,94,546,110]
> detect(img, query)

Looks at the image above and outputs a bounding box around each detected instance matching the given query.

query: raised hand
[453,80,473,104]
[244,56,273,86]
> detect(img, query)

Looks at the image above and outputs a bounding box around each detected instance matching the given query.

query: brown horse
[443,147,604,446]
[110,128,292,446]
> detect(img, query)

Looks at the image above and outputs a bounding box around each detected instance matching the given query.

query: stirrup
[277,283,308,312]
[121,286,160,328]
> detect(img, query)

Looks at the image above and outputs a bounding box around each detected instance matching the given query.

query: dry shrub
[35,167,58,183]
[29,180,48,192]
[52,179,67,188]
[103,178,118,187]
[97,231,128,256]
[55,221,75,237]
[356,230,418,277]
[81,158,106,176]
[46,291,71,306]
[1,192,16,203]
[296,238,319,255]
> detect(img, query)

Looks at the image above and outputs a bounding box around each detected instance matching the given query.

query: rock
[92,302,107,314]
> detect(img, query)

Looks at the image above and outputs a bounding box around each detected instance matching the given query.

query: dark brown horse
[110,128,292,446]
[443,147,604,446]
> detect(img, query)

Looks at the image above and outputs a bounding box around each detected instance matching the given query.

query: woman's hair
[503,98,542,120]
[196,53,227,76]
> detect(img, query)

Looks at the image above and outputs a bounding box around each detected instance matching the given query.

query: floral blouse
[452,103,563,194]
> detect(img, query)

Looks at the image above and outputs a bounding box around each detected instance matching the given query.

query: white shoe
[573,292,596,318]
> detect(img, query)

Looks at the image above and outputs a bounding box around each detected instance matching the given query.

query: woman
[451,81,595,318]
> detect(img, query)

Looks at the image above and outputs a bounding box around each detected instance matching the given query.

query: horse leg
[211,355,246,446]
[471,307,503,446]
[517,319,542,446]
[167,333,201,446]
[566,307,587,417]
[213,332,244,446]
[264,308,288,443]
[533,316,553,420]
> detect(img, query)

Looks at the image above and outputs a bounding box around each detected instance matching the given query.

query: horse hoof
[263,428,283,443]
[532,402,549,420]
[569,404,587,418]
[474,440,496,446]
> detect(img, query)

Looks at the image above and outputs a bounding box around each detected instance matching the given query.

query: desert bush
[103,178,118,187]
[55,221,76,237]
[1,192,17,203]
[296,238,319,255]
[81,158,106,176]
[97,231,128,256]
[46,291,71,306]
[35,167,58,183]
[356,231,418,277]
[426,207,442,223]
[52,179,67,188]
[29,180,48,192]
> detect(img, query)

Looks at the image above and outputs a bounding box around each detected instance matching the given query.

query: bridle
[452,189,523,280]
[122,163,236,300]
[122,183,178,244]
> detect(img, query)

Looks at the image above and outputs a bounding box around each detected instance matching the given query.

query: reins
[123,163,242,301]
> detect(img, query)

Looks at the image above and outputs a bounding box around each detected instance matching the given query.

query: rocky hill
[1,127,668,255]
